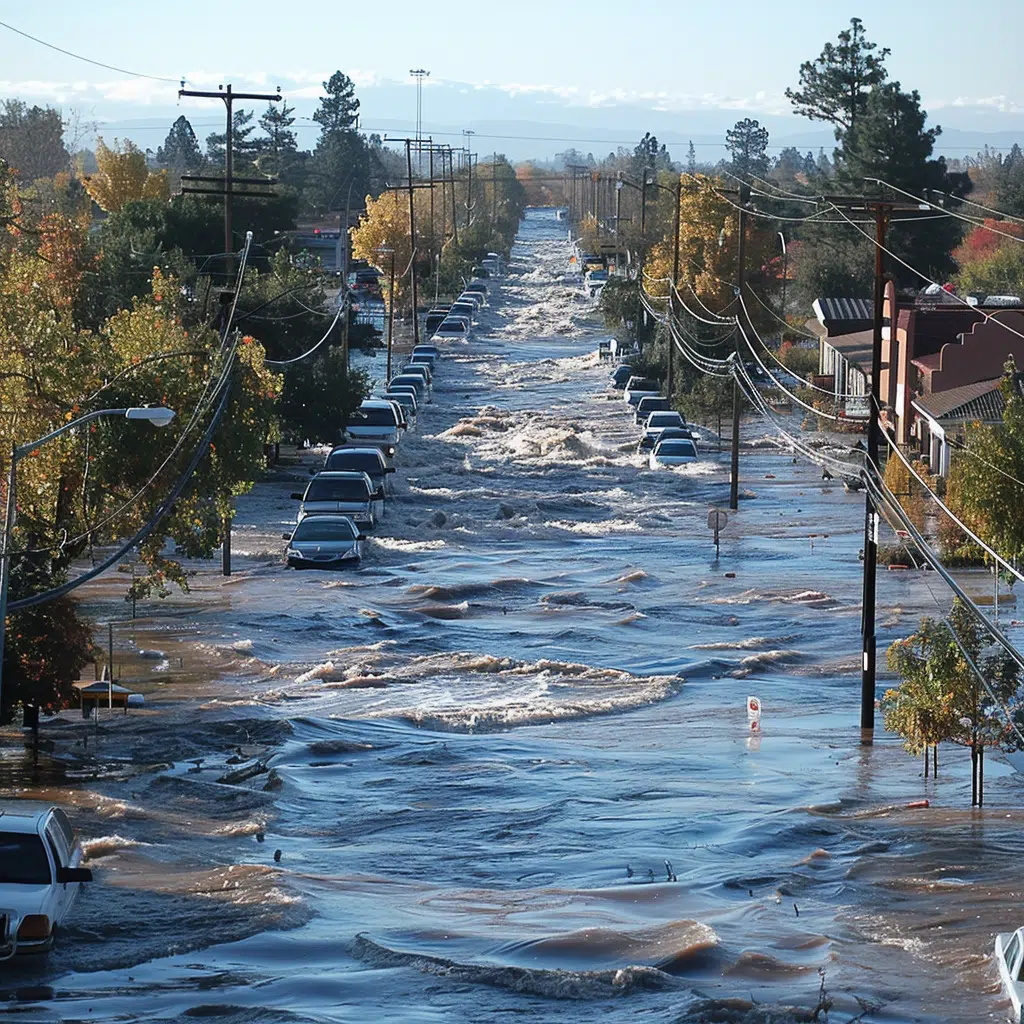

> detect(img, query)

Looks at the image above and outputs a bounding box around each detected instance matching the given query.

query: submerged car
[389,374,429,403]
[610,364,634,390]
[323,446,394,495]
[638,426,699,454]
[433,318,470,340]
[283,514,364,568]
[996,928,1024,1022]
[400,363,432,387]
[0,805,92,957]
[623,377,661,407]
[634,395,671,424]
[292,471,379,529]
[383,389,418,422]
[649,437,699,469]
[344,399,403,448]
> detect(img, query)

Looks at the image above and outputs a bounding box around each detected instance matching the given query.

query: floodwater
[2,208,1022,1022]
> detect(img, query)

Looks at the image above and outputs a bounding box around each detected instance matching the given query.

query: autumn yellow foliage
[84,137,169,213]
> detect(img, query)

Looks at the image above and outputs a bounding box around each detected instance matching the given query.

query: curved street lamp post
[0,407,176,715]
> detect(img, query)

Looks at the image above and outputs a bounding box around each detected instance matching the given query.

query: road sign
[707,509,728,557]
[747,695,762,732]
[844,396,870,419]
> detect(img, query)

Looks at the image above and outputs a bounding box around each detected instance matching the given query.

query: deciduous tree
[84,138,169,213]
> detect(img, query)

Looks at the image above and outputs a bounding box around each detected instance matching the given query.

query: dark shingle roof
[913,376,1024,422]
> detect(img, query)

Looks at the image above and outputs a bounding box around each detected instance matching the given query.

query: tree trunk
[971,745,978,807]
[924,746,929,778]
[933,744,938,777]
[978,747,984,807]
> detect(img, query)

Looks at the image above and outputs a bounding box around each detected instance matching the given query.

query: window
[352,406,398,427]
[292,519,358,541]
[0,833,52,884]
[306,479,370,502]
[326,453,381,475]
[658,441,696,457]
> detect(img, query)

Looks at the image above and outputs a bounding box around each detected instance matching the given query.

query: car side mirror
[373,488,385,500]
[282,533,292,540]
[57,866,93,883]
[357,534,367,541]
[290,493,304,500]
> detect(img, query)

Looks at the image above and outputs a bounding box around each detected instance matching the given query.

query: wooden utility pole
[405,140,421,348]
[729,184,750,512]
[178,82,281,578]
[463,130,475,230]
[177,84,281,282]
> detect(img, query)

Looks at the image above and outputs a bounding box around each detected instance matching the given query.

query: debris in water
[274,849,282,863]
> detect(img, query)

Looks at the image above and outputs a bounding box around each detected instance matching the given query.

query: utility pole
[463,130,475,230]
[405,140,421,348]
[380,248,396,381]
[178,83,281,282]
[448,147,458,246]
[861,204,889,736]
[410,69,430,173]
[429,139,435,253]
[667,177,683,401]
[729,184,750,512]
[493,152,498,224]
[178,82,281,578]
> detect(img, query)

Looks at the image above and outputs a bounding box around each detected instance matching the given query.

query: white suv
[0,805,92,957]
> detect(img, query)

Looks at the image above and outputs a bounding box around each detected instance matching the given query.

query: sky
[2,1,1022,160]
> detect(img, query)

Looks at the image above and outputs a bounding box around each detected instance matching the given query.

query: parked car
[0,805,92,957]
[610,364,634,390]
[624,377,661,407]
[283,514,364,569]
[468,278,489,295]
[425,307,451,336]
[389,374,430,402]
[400,363,432,387]
[649,437,699,469]
[643,411,686,436]
[292,471,379,529]
[383,389,418,422]
[412,343,440,363]
[323,446,394,495]
[634,395,671,424]
[996,928,1024,1023]
[461,288,487,306]
[433,318,470,341]
[471,265,491,280]
[585,269,609,297]
[449,300,475,321]
[637,426,699,454]
[344,399,403,449]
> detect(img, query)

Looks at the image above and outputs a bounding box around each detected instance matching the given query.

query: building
[912,376,1024,475]
[812,288,1024,467]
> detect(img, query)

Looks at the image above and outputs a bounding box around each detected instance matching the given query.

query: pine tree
[725,118,770,179]
[205,109,259,169]
[313,71,360,134]
[687,141,696,176]
[786,17,890,139]
[0,99,69,180]
[156,115,203,172]
[259,101,297,156]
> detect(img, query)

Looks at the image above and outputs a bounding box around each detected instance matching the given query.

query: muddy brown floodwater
[1,208,1022,1022]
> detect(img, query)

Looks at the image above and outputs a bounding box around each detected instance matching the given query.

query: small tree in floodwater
[882,599,1024,805]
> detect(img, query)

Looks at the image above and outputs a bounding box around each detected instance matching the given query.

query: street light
[374,246,397,381]
[0,406,176,715]
[777,232,789,333]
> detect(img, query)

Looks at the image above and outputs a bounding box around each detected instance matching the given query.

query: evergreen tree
[313,71,360,134]
[0,99,69,180]
[205,109,259,169]
[786,17,890,141]
[259,101,297,157]
[997,144,1024,217]
[842,82,971,282]
[725,118,770,179]
[156,115,203,173]
[687,141,697,176]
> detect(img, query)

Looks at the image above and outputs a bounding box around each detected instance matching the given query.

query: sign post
[747,695,762,732]
[707,509,728,558]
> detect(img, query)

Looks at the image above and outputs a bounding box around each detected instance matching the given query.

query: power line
[0,19,180,83]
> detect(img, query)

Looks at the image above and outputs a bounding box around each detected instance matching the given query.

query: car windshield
[326,452,383,474]
[0,831,51,884]
[629,379,658,391]
[386,393,415,408]
[649,413,683,427]
[392,377,423,389]
[306,478,370,502]
[439,321,465,332]
[658,441,697,457]
[293,518,357,541]
[351,406,397,427]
